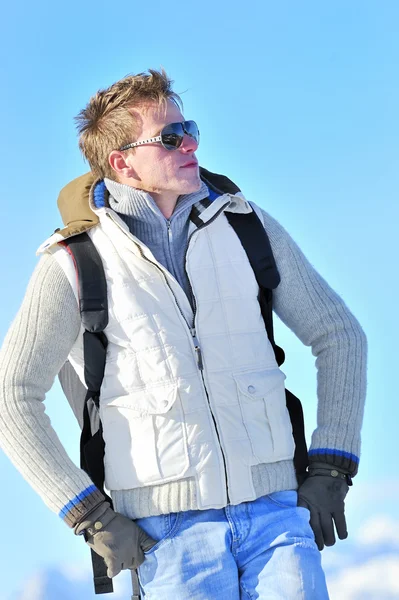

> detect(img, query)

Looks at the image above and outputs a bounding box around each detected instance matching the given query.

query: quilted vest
[45,192,295,509]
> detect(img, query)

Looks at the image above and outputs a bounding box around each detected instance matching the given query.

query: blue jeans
[136,490,329,599]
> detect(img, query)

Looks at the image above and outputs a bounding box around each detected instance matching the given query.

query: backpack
[63,168,308,596]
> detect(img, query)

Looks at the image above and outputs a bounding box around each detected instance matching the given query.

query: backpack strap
[199,168,308,481]
[61,232,108,332]
[225,207,308,482]
[224,210,285,366]
[199,167,241,195]
[62,233,110,491]
[63,233,113,595]
[64,233,143,597]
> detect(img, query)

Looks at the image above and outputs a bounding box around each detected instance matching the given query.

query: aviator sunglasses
[119,120,200,152]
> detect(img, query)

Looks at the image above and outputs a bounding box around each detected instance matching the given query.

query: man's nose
[180,133,198,152]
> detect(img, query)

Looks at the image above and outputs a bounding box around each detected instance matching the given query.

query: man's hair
[75,68,183,179]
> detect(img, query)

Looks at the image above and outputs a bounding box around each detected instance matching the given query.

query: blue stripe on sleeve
[309,448,359,463]
[58,484,97,519]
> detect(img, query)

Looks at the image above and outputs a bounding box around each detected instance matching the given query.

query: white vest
[42,192,295,509]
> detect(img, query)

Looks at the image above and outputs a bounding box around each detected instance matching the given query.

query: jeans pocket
[136,511,183,555]
[266,490,298,509]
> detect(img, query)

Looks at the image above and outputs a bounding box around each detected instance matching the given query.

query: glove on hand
[297,462,351,551]
[74,502,156,578]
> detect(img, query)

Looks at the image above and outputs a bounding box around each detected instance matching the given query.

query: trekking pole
[131,570,141,600]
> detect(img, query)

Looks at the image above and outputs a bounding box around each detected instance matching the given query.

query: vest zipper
[191,324,230,502]
[183,201,231,318]
[191,328,204,370]
[183,201,232,502]
[106,201,232,503]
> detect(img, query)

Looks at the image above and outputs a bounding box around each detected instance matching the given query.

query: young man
[0,69,367,599]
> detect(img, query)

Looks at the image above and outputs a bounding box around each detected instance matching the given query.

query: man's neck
[150,192,178,219]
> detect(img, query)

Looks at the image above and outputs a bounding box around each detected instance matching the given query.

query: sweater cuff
[59,484,106,528]
[308,448,359,476]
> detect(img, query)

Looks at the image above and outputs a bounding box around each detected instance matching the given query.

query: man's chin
[193,178,202,191]
[178,174,201,193]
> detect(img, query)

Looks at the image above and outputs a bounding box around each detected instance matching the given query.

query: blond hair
[75,69,182,179]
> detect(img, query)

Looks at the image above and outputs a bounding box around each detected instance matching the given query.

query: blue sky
[1,1,398,598]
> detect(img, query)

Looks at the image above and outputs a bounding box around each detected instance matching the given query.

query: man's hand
[297,463,351,551]
[74,502,156,578]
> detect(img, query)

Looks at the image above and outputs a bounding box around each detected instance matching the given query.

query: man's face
[116,100,201,200]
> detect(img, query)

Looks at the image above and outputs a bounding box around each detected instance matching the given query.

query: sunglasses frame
[119,120,199,152]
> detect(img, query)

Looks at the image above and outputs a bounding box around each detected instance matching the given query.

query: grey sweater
[0,179,367,528]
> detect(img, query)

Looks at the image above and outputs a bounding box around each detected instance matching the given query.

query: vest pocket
[100,383,189,490]
[233,369,295,463]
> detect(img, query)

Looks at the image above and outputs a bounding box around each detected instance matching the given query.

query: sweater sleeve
[257,206,367,476]
[0,253,105,527]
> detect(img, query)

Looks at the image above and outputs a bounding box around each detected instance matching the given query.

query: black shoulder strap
[200,167,285,366]
[200,167,241,195]
[224,210,285,367]
[199,169,308,480]
[225,209,308,480]
[63,233,113,596]
[63,233,109,489]
[62,232,108,332]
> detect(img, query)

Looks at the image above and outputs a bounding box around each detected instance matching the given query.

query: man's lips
[181,161,198,168]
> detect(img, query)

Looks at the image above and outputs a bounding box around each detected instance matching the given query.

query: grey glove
[297,462,352,551]
[74,502,156,578]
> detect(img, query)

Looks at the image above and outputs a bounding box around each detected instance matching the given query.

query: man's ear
[108,150,138,179]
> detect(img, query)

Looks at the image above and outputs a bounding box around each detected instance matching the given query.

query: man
[0,69,367,599]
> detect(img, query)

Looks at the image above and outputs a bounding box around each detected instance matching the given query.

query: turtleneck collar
[104,178,209,224]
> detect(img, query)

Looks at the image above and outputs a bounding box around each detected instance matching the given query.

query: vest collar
[37,171,252,255]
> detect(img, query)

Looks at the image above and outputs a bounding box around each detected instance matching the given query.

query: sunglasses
[119,120,200,152]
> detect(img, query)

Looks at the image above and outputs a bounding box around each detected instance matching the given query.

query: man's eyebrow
[153,120,181,136]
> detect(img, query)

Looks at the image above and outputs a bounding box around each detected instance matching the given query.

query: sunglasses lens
[161,121,200,150]
[184,121,200,144]
[161,123,184,150]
